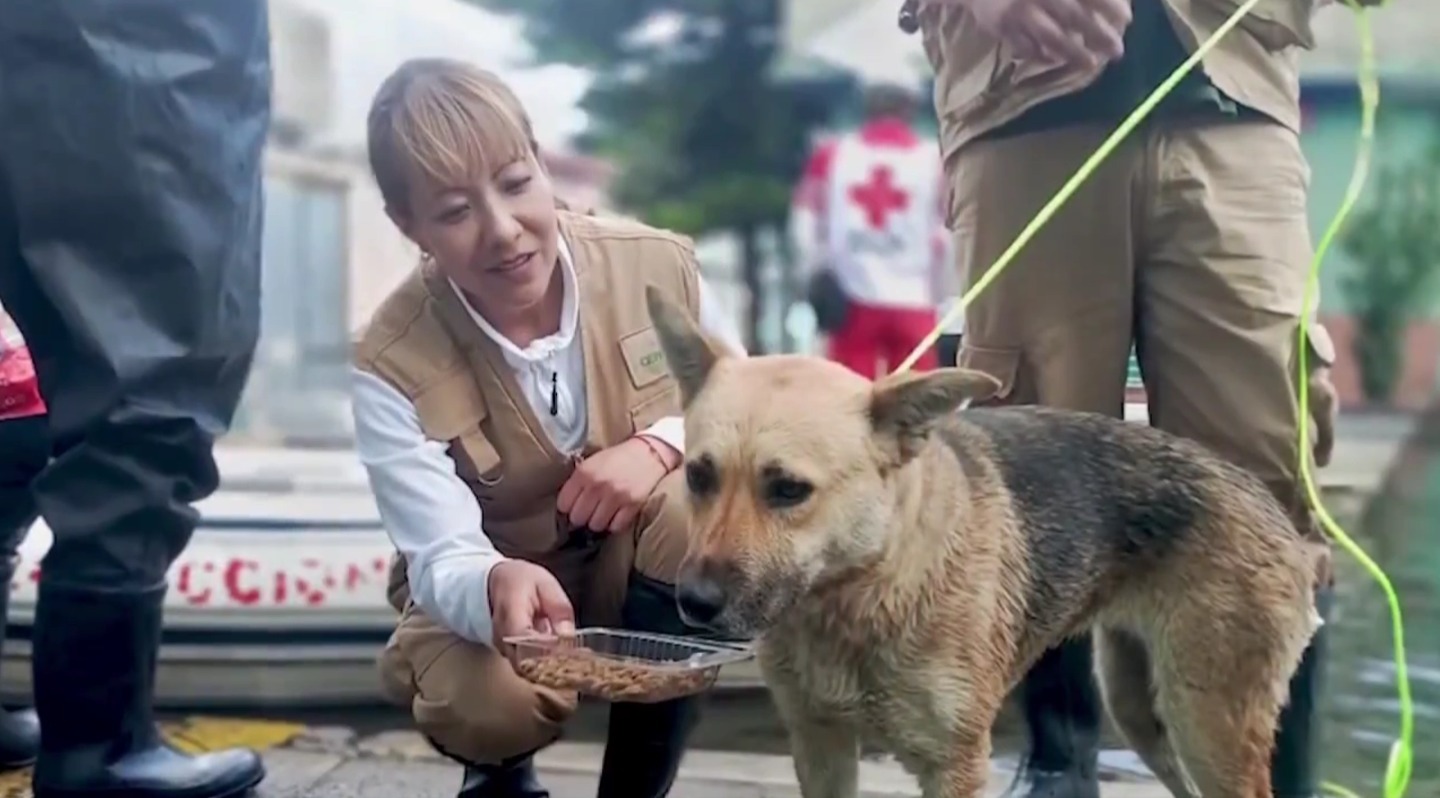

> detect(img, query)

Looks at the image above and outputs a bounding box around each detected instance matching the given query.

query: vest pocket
[629,387,681,434]
[618,326,672,389]
[448,429,504,487]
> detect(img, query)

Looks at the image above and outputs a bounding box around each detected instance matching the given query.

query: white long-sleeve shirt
[352,237,745,645]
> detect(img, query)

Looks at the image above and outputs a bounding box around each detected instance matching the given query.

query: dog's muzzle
[675,558,742,631]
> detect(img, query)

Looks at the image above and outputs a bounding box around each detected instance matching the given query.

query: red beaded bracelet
[635,435,675,471]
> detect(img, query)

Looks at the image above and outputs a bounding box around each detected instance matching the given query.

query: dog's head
[646,288,999,638]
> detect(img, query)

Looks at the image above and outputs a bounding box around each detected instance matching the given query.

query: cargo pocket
[377,604,424,708]
[957,345,1022,407]
[1302,323,1337,467]
[629,386,681,434]
[449,429,504,489]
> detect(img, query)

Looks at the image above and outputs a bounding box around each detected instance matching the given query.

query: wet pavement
[0,716,1168,798]
[250,731,1170,798]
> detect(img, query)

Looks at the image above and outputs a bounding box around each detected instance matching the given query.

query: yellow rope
[895,3,1412,796]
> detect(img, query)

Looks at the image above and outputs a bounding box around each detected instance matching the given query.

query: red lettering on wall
[344,564,367,591]
[177,563,214,606]
[224,560,261,605]
[291,559,328,606]
[12,552,393,607]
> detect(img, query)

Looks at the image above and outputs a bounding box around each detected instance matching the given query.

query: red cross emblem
[848,165,909,229]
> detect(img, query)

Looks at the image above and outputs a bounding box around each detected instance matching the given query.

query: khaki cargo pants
[377,470,693,765]
[950,116,1335,578]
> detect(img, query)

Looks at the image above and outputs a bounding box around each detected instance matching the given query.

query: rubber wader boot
[1271,586,1335,798]
[0,415,44,771]
[0,557,40,769]
[30,582,265,798]
[594,573,703,798]
[1009,636,1102,798]
[455,752,549,798]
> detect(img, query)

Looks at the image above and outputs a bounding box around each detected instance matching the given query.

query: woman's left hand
[557,436,678,534]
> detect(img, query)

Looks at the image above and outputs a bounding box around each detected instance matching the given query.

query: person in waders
[905,0,1354,796]
[0,2,272,796]
[350,59,746,798]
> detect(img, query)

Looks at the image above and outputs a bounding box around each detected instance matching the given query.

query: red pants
[827,302,938,378]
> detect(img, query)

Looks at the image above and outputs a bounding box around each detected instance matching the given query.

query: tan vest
[352,211,702,611]
[921,0,1315,167]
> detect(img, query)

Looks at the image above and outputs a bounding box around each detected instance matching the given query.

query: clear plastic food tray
[504,628,755,703]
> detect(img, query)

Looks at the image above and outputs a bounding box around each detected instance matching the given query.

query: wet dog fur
[646,289,1321,798]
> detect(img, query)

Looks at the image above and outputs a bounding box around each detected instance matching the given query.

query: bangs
[394,80,531,189]
[368,60,537,210]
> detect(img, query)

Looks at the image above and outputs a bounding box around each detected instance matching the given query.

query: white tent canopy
[783,0,932,86]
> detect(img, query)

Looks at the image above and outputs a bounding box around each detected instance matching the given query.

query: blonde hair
[366,58,540,216]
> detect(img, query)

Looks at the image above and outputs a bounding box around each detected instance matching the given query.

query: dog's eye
[685,457,718,497]
[764,476,813,509]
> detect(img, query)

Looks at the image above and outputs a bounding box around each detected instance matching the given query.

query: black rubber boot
[937,333,963,369]
[1008,636,1102,798]
[1271,587,1335,798]
[423,728,549,798]
[594,573,703,798]
[0,415,46,771]
[30,582,265,798]
[0,555,40,770]
[456,753,549,798]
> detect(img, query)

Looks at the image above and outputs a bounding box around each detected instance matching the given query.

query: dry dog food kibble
[513,648,711,702]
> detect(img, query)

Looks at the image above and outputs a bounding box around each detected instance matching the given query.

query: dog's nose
[676,566,728,628]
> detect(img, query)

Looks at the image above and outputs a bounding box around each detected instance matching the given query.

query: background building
[233,0,617,445]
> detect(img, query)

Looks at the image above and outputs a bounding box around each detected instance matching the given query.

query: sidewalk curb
[532,743,925,797]
[530,742,1161,798]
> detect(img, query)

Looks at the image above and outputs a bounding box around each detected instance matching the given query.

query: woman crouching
[351,58,743,798]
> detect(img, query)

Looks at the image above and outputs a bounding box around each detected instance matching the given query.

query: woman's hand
[556,436,678,534]
[488,559,575,646]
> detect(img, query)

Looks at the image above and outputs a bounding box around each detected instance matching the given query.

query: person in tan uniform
[349,59,745,798]
[907,1,1362,797]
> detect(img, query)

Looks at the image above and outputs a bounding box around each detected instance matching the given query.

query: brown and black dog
[646,288,1321,798]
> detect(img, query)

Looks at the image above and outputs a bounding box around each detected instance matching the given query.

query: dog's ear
[646,285,725,407]
[869,368,1001,461]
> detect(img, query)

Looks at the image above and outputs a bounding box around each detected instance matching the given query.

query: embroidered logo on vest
[619,327,669,388]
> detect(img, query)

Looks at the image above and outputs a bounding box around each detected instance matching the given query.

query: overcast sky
[284,0,593,150]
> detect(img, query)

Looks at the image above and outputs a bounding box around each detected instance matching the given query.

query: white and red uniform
[792,117,953,377]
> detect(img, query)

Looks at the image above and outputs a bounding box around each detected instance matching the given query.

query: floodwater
[1321,470,1440,796]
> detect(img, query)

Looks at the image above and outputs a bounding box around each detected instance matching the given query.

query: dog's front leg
[917,729,991,798]
[785,714,860,798]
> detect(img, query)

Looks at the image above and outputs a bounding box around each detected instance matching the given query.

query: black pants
[0,415,47,559]
[0,0,272,591]
[937,333,963,369]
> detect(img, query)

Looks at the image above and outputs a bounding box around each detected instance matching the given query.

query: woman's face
[397,152,560,314]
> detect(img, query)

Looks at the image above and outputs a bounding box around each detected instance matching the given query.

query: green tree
[471,0,839,351]
[1340,137,1440,405]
